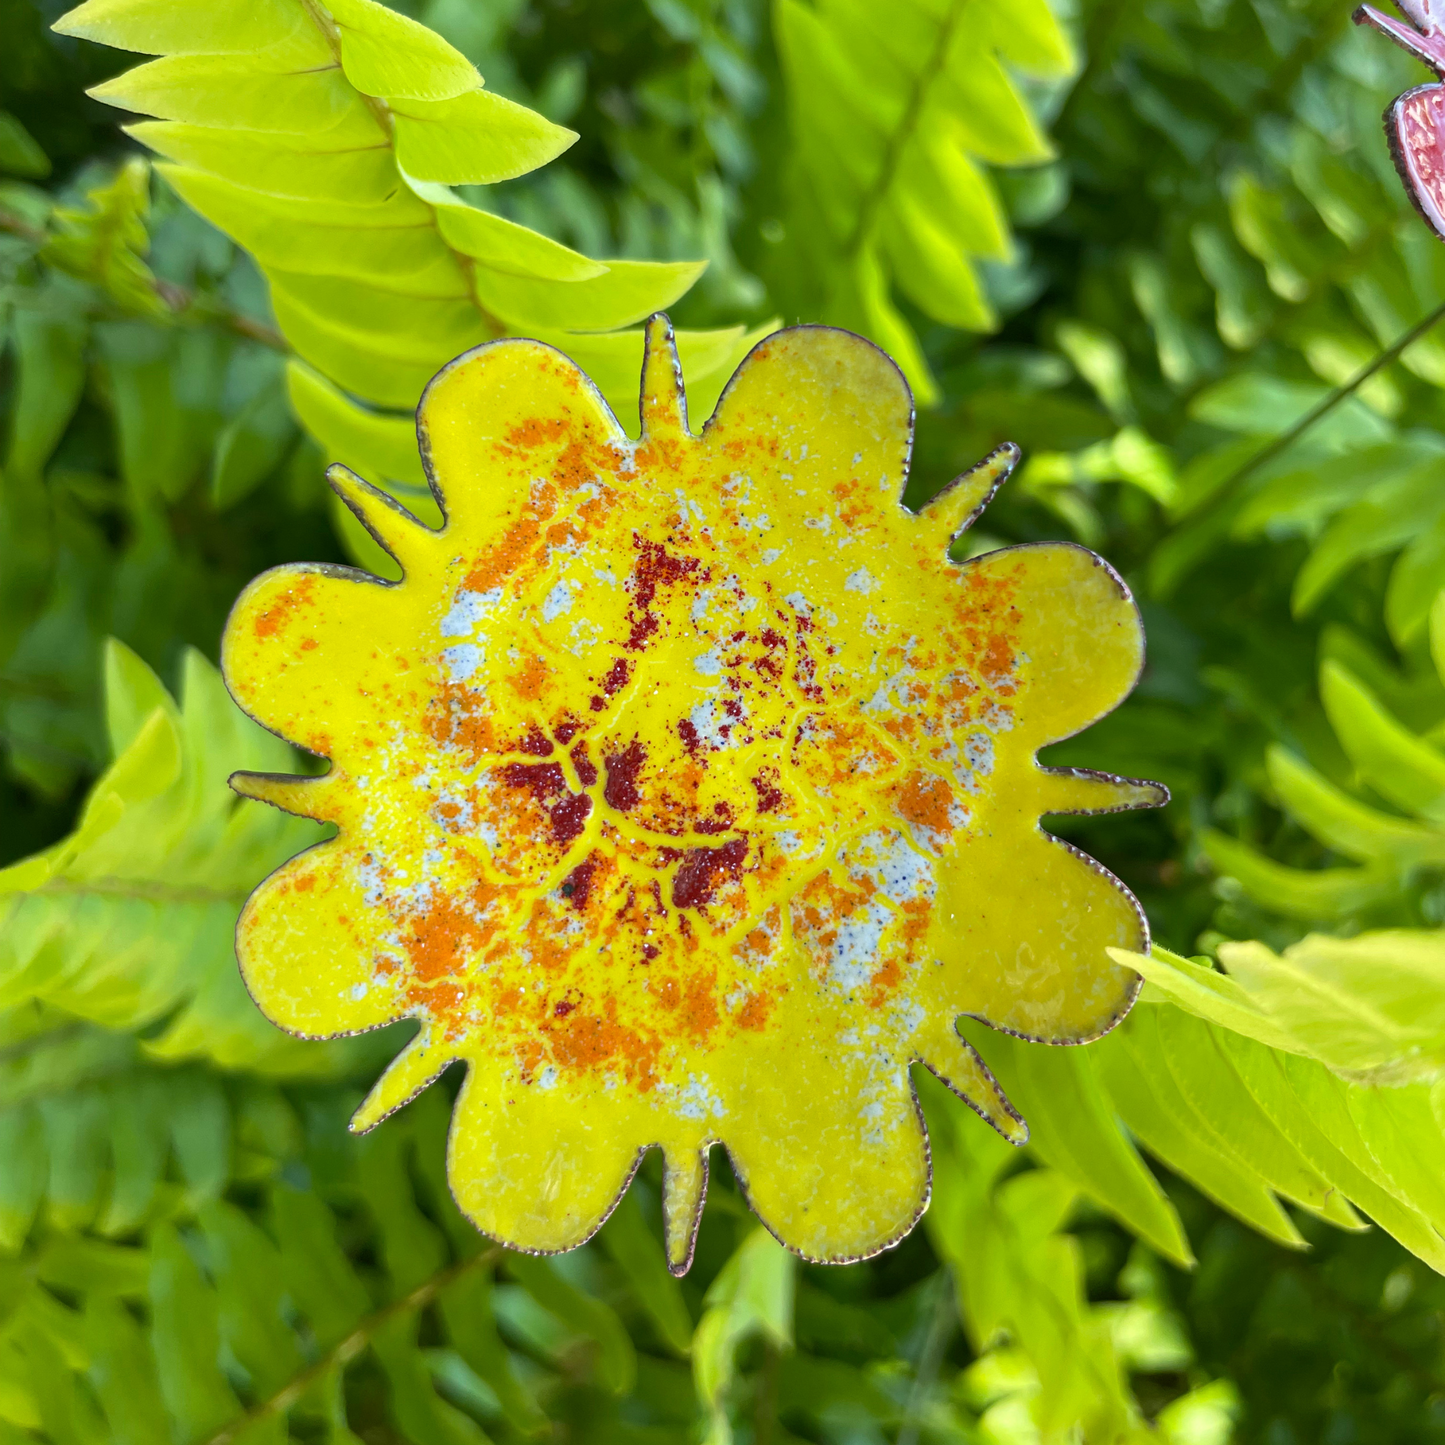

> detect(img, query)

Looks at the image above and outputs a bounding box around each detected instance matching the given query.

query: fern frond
[0,639,362,1077]
[1202,654,1445,931]
[922,1072,1169,1443]
[774,0,1069,402]
[58,0,771,534]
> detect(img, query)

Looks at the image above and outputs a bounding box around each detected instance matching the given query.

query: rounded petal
[957,542,1144,748]
[236,844,405,1037]
[926,827,1144,1043]
[418,337,627,535]
[703,324,912,519]
[223,563,423,765]
[723,1049,929,1263]
[447,1057,643,1253]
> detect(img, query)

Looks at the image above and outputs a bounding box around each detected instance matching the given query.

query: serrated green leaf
[1266,1047,1445,1269]
[1201,829,1396,920]
[148,1223,239,1441]
[102,639,171,759]
[880,195,993,331]
[1092,1015,1305,1247]
[1386,508,1445,645]
[1217,932,1445,1083]
[898,120,1009,258]
[437,1269,547,1435]
[939,42,1052,166]
[693,1226,794,1430]
[157,165,450,287]
[271,1185,371,1348]
[1148,1006,1363,1229]
[84,1297,169,1445]
[40,1089,108,1229]
[598,1188,696,1354]
[1232,440,1437,540]
[0,1105,45,1250]
[98,1074,169,1234]
[1114,946,1303,1055]
[91,55,377,141]
[506,1252,637,1396]
[373,1315,489,1445]
[268,270,481,357]
[422,186,605,280]
[1343,1082,1445,1228]
[286,362,428,490]
[357,1124,449,1295]
[271,286,453,411]
[1294,459,1445,615]
[38,1238,149,1297]
[475,257,707,332]
[127,120,397,204]
[21,1324,109,1445]
[199,1198,304,1394]
[169,1073,230,1207]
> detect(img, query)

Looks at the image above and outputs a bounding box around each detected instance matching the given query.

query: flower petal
[926,829,1145,1043]
[237,845,404,1037]
[724,1052,929,1263]
[447,1056,644,1253]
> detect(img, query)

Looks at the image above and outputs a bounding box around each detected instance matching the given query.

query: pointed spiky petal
[327,465,436,576]
[661,1144,708,1275]
[1037,767,1169,816]
[640,312,690,440]
[917,443,1020,551]
[229,770,336,820]
[927,1031,1029,1146]
[351,1028,452,1133]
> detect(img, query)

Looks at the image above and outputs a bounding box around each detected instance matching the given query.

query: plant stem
[1217,296,1445,495]
[205,1246,502,1445]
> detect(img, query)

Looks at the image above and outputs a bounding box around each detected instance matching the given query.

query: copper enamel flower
[223,317,1163,1271]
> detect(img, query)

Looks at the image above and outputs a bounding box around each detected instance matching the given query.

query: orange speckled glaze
[222,316,1165,1272]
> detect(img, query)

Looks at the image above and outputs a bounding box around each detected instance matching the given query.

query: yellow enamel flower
[223,318,1163,1271]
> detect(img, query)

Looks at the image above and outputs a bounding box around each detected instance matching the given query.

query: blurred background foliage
[3,0,1445,1441]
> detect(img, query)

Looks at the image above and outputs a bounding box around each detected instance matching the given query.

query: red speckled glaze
[1357,2,1445,240]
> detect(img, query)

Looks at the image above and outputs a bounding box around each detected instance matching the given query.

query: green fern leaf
[774,0,1067,401]
[59,0,766,577]
[0,640,363,1077]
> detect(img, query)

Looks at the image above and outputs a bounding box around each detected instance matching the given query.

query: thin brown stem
[3,201,287,349]
[0,206,47,246]
[205,1246,502,1445]
[1210,295,1445,497]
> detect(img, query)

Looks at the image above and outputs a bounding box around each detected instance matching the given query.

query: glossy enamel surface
[222,317,1162,1270]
